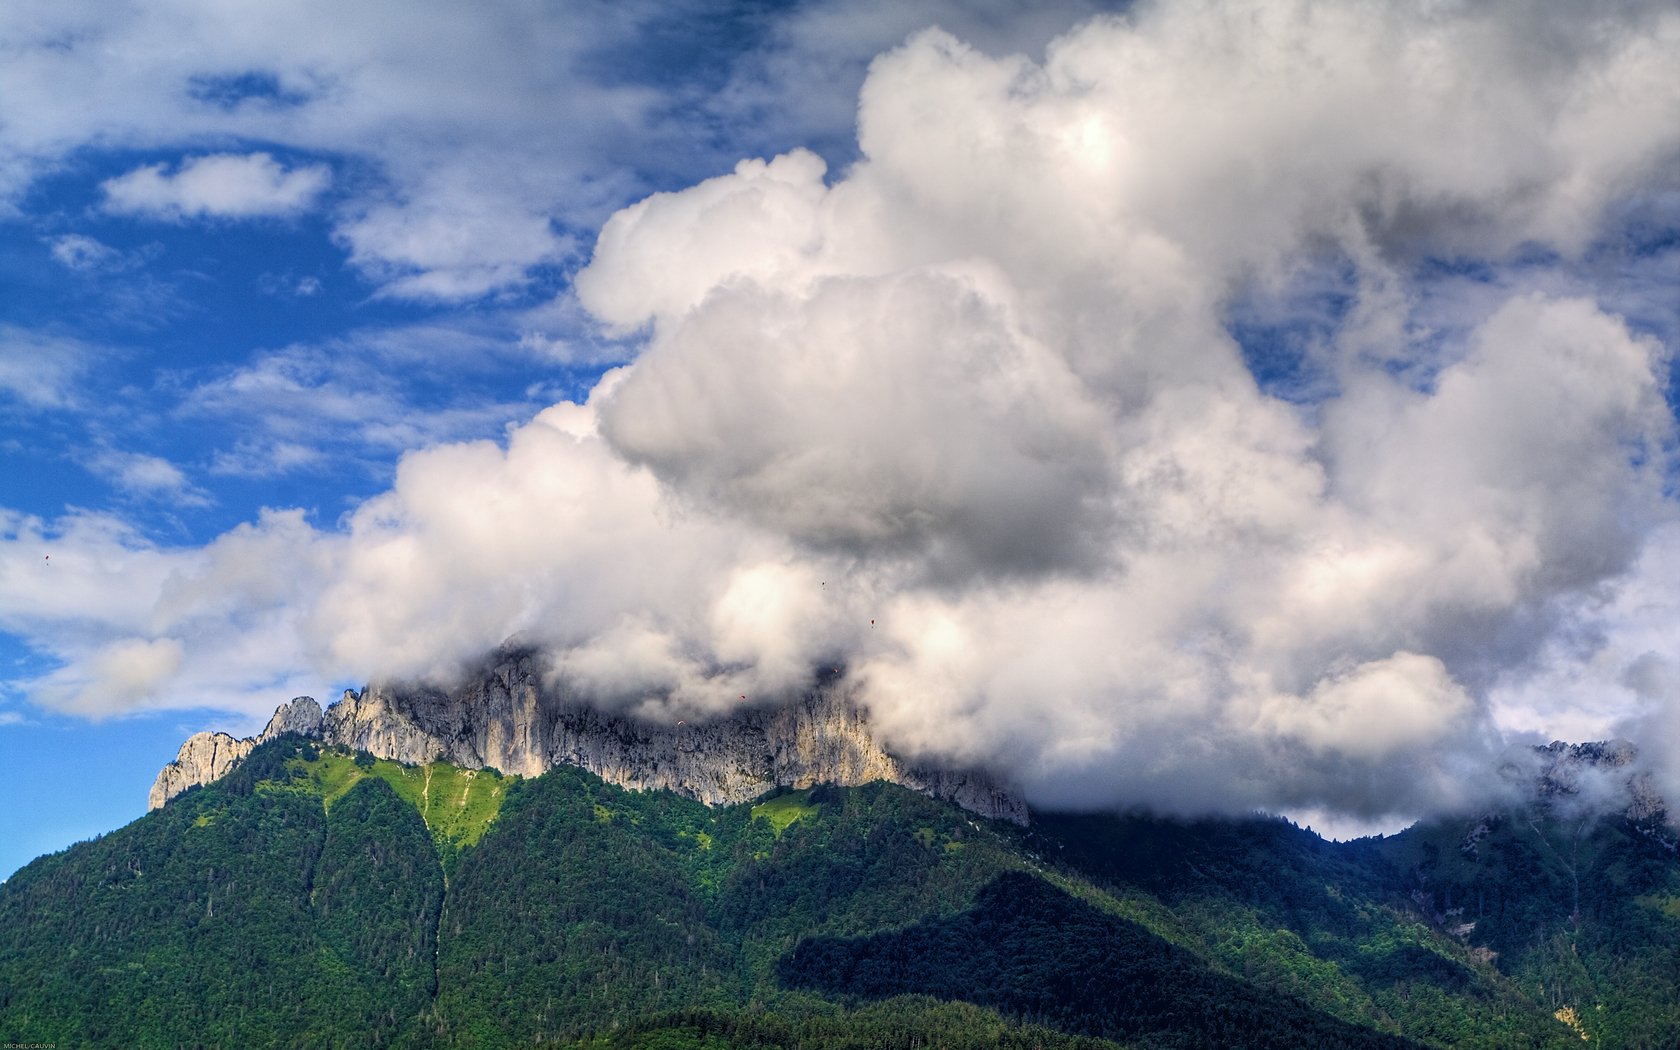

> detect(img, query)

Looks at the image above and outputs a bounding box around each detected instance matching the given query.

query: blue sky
[3,0,1679,879]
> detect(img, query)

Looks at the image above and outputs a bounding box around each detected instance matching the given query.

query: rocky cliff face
[147,696,329,810]
[149,652,1029,824]
[147,732,256,812]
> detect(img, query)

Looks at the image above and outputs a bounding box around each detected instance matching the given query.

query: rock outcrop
[1531,739,1667,826]
[149,651,1028,824]
[261,695,325,740]
[148,695,329,811]
[147,732,257,811]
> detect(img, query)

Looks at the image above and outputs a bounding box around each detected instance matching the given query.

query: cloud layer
[5,0,1679,826]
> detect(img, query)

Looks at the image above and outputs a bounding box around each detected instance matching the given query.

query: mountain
[149,650,1026,824]
[4,682,1678,1047]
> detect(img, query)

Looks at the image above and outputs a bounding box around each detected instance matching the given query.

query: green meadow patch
[289,749,511,863]
[750,789,819,837]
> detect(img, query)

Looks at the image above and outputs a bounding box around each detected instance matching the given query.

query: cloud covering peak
[5,0,1679,827]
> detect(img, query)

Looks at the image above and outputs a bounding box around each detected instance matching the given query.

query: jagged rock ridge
[1529,739,1667,824]
[147,732,254,812]
[144,696,327,810]
[150,652,1028,824]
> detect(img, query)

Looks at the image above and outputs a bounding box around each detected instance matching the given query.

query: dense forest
[2,735,1677,1048]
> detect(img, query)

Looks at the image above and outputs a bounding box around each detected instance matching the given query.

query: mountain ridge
[150,650,1028,824]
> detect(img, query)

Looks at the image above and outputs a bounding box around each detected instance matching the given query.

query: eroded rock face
[261,695,324,741]
[147,653,1029,824]
[148,696,330,811]
[322,687,448,770]
[147,732,257,811]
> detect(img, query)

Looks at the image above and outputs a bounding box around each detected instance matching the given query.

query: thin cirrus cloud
[46,233,122,272]
[100,152,331,221]
[208,440,326,479]
[0,326,102,410]
[180,332,550,472]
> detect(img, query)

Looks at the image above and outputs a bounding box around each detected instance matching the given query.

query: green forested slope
[0,756,438,1048]
[2,735,1676,1049]
[1370,808,1680,1046]
[1030,813,1576,1047]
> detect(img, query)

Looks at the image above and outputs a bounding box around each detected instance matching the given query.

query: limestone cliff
[147,696,330,811]
[148,652,1028,824]
[147,732,256,812]
[261,695,327,741]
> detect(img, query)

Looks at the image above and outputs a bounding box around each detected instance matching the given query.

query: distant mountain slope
[4,734,1678,1048]
[781,871,1418,1048]
[1369,799,1680,1044]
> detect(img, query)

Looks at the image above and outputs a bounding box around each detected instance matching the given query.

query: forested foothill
[2,735,1676,1048]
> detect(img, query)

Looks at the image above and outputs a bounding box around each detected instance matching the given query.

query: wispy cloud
[255,272,323,298]
[337,179,576,302]
[208,439,325,479]
[46,234,121,272]
[83,449,213,508]
[180,329,546,481]
[101,152,331,221]
[0,326,101,409]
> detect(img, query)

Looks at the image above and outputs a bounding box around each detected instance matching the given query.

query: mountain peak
[1527,738,1666,825]
[260,695,325,740]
